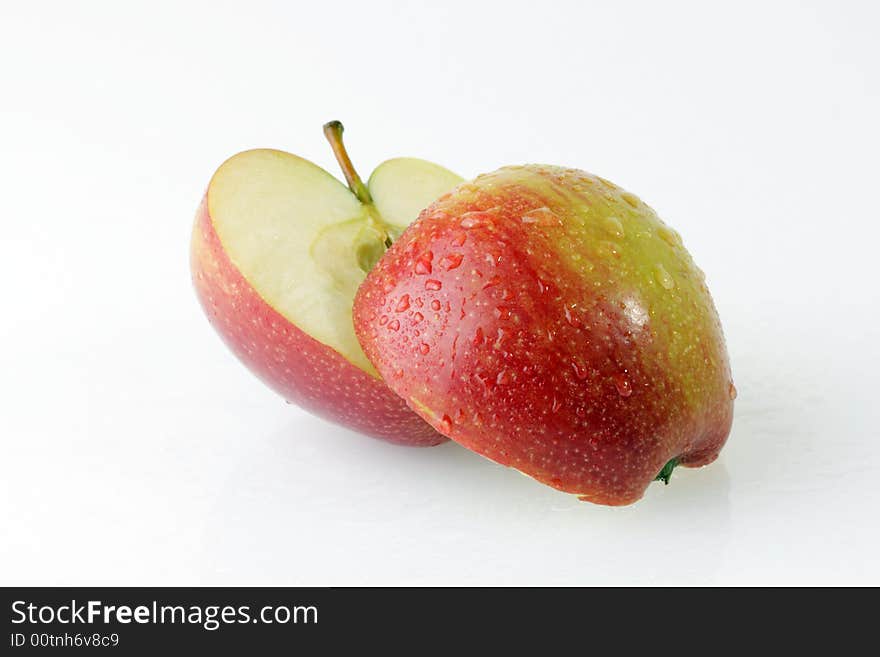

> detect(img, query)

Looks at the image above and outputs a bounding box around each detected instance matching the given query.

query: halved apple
[191,122,462,445]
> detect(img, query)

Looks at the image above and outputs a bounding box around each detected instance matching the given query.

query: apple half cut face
[191,122,462,445]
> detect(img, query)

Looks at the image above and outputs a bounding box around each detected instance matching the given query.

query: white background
[1,1,878,585]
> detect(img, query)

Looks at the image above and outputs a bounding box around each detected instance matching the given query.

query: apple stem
[323,121,373,205]
[654,458,679,485]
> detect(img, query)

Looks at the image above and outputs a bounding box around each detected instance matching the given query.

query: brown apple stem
[654,458,679,485]
[323,121,373,205]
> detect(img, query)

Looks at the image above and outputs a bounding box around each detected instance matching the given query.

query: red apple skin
[353,166,734,503]
[191,196,445,447]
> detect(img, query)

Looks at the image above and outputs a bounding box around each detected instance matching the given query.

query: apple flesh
[353,165,734,501]
[191,123,462,445]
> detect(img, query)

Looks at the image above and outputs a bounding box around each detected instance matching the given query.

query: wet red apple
[353,165,735,501]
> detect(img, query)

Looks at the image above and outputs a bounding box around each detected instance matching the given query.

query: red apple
[353,165,734,501]
[191,122,462,445]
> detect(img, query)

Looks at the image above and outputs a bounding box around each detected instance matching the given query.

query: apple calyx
[654,458,680,485]
[323,120,393,257]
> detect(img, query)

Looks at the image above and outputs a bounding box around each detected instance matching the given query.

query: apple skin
[353,165,734,503]
[191,196,445,446]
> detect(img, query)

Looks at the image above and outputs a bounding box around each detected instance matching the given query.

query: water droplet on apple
[602,215,625,238]
[419,343,430,355]
[379,315,389,326]
[425,279,442,291]
[393,368,404,378]
[564,306,581,328]
[482,275,502,289]
[396,295,411,312]
[452,231,467,246]
[729,382,738,400]
[414,251,434,275]
[413,312,424,323]
[440,253,464,270]
[496,369,513,385]
[657,225,681,247]
[440,414,453,433]
[571,359,589,380]
[521,207,562,227]
[431,299,441,311]
[621,192,640,208]
[551,397,562,412]
[613,374,633,397]
[494,306,511,320]
[473,326,485,346]
[654,264,675,289]
[493,328,507,351]
[388,319,400,331]
[460,212,486,229]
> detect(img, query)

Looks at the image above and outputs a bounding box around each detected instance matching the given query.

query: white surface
[1,1,878,586]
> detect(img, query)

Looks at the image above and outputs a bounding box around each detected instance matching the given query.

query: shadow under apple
[195,409,731,585]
